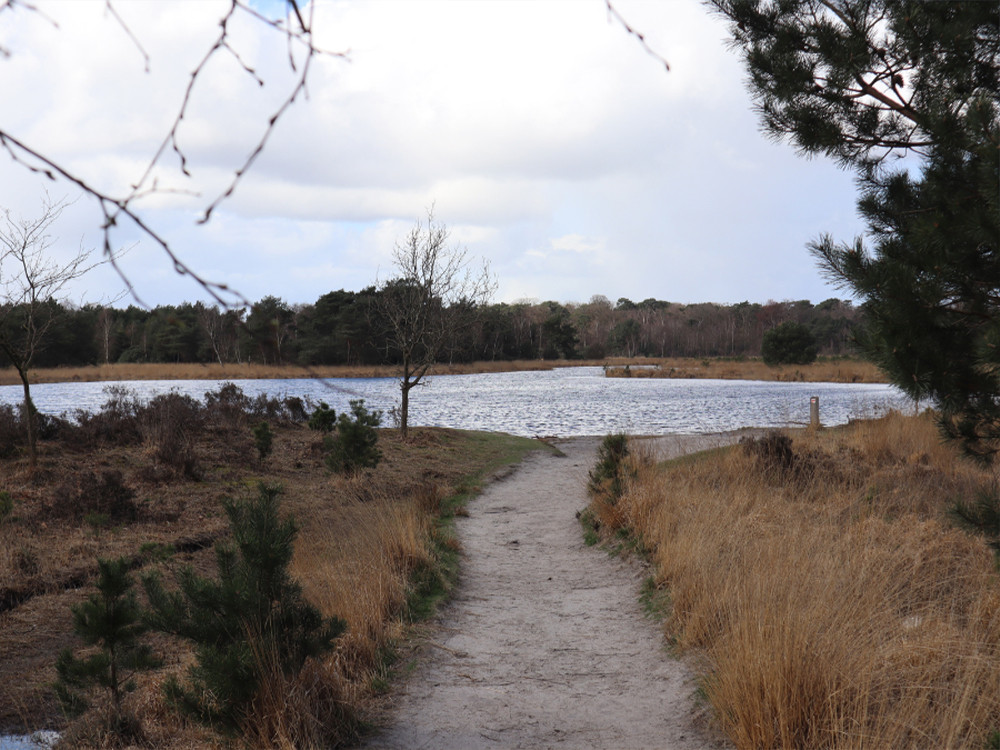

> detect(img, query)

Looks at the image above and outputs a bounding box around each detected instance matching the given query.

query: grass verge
[585,413,1000,749]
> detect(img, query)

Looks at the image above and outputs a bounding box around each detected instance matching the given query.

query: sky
[0,0,869,310]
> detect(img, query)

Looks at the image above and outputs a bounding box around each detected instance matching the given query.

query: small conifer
[143,483,345,734]
[587,433,631,502]
[307,401,337,432]
[54,557,160,735]
[252,420,273,462]
[325,399,382,474]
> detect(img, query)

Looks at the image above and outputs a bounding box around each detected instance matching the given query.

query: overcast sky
[0,0,867,309]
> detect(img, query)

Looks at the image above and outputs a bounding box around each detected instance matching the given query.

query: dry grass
[591,412,1000,749]
[0,360,577,386]
[0,416,546,747]
[605,357,886,383]
[2,356,885,385]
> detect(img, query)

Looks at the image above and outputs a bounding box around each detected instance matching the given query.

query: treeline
[0,292,862,369]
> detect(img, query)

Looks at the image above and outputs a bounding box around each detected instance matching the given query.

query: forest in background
[0,291,862,369]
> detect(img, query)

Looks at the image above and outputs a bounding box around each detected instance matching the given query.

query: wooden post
[810,396,820,429]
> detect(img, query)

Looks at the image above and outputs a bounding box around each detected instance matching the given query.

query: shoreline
[0,357,887,387]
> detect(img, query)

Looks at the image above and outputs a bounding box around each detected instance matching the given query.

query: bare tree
[375,210,494,438]
[196,302,234,366]
[0,198,105,466]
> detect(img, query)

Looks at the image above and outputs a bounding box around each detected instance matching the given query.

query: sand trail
[363,435,735,750]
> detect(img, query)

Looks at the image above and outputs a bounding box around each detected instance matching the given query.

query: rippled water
[0,367,908,436]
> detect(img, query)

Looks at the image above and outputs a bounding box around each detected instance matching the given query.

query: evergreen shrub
[54,557,160,737]
[588,433,631,502]
[0,490,12,523]
[325,399,382,474]
[307,401,337,433]
[761,321,819,366]
[142,483,346,734]
[253,421,274,463]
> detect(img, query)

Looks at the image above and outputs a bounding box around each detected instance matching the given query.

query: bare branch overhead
[0,0,347,308]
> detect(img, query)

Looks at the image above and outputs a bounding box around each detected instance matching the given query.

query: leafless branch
[605,0,670,72]
[0,0,348,308]
[103,0,149,72]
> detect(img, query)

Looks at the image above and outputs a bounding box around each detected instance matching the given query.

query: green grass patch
[578,507,600,546]
[656,443,734,471]
[404,430,553,622]
[445,431,561,511]
[639,575,671,621]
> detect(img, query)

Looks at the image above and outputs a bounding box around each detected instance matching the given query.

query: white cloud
[549,234,607,255]
[0,0,865,308]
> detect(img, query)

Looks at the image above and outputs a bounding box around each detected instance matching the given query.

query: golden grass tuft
[601,413,1000,749]
[290,491,433,674]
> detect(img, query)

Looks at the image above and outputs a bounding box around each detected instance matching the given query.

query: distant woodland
[0,292,862,369]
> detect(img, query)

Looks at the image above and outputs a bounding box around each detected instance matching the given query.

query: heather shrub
[740,431,794,474]
[325,400,382,474]
[137,392,203,479]
[248,393,290,422]
[72,385,142,445]
[283,396,308,422]
[34,411,67,441]
[203,383,297,428]
[48,470,139,523]
[0,403,20,458]
[203,382,252,430]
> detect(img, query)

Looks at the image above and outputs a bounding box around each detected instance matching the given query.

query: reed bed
[0,360,569,386]
[604,357,886,383]
[592,412,999,749]
[1,356,884,386]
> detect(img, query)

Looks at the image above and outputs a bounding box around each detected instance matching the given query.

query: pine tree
[54,557,160,736]
[711,0,999,457]
[142,483,345,734]
[325,399,382,474]
[761,321,818,365]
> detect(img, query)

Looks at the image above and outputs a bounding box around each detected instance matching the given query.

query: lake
[0,367,908,436]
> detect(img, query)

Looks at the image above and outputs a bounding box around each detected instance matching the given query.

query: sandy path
[362,435,738,750]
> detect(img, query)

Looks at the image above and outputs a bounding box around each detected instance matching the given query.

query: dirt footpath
[362,434,739,750]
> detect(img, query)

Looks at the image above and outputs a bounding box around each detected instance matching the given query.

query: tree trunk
[17,366,37,469]
[400,380,410,439]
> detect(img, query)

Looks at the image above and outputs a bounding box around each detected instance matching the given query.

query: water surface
[0,367,907,436]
